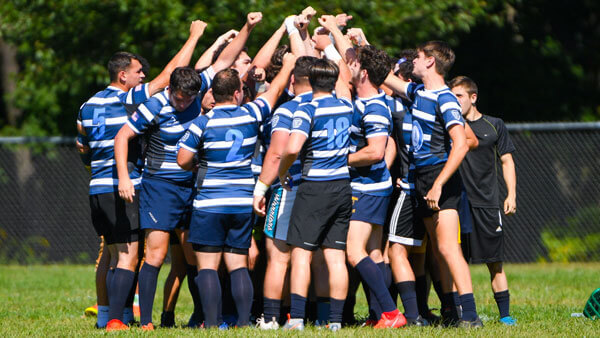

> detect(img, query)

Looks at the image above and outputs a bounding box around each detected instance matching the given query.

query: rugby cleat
[327,322,342,331]
[458,316,483,328]
[374,309,407,329]
[160,311,175,328]
[441,307,459,327]
[256,315,280,330]
[84,304,98,317]
[499,316,517,326]
[141,322,155,331]
[421,309,441,325]
[283,314,305,331]
[106,319,129,331]
[406,315,429,327]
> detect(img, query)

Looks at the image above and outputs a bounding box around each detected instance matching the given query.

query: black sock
[452,291,461,307]
[138,263,160,325]
[196,269,221,328]
[432,280,444,303]
[459,293,477,321]
[230,268,254,327]
[384,263,393,288]
[316,297,330,324]
[494,290,510,318]
[396,281,419,319]
[108,268,135,321]
[186,264,203,321]
[356,257,396,313]
[415,275,429,315]
[290,293,307,319]
[263,297,281,323]
[124,271,138,308]
[329,298,345,323]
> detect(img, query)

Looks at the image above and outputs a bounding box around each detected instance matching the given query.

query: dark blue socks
[138,263,160,325]
[263,297,281,323]
[494,290,510,318]
[396,281,419,319]
[230,268,254,327]
[108,268,135,321]
[290,293,307,319]
[196,269,221,327]
[356,257,396,313]
[459,293,478,321]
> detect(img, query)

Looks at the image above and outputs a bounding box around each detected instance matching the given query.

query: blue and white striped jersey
[349,91,393,196]
[291,94,353,181]
[178,97,271,213]
[77,83,150,195]
[405,83,464,168]
[268,91,312,187]
[385,94,415,196]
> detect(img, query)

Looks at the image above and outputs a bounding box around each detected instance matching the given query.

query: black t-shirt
[459,114,515,207]
[387,95,412,182]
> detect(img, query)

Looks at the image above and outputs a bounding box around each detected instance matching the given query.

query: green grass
[1,263,599,336]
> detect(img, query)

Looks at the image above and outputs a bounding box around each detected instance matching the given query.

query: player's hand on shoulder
[247,12,263,28]
[190,20,208,37]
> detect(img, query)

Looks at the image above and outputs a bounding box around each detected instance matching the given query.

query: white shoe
[256,315,280,330]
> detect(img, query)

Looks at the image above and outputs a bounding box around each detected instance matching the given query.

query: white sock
[97,305,109,328]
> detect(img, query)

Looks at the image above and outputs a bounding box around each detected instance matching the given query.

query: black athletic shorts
[387,189,426,246]
[90,191,140,245]
[287,179,352,251]
[414,163,462,218]
[468,207,504,263]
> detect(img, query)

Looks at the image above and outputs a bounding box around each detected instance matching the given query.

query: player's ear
[118,70,127,84]
[291,74,296,86]
[471,92,478,105]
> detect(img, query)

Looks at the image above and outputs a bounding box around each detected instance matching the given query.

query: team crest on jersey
[451,110,461,121]
[271,115,280,127]
[293,118,302,128]
[412,121,424,151]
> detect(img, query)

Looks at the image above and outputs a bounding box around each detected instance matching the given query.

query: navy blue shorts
[139,176,194,231]
[350,193,390,226]
[188,211,254,250]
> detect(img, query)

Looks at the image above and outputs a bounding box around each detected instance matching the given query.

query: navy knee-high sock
[186,264,203,321]
[494,290,510,318]
[415,275,430,315]
[356,257,396,313]
[124,271,138,308]
[361,277,381,321]
[290,293,307,319]
[230,268,254,327]
[329,298,345,323]
[108,268,135,321]
[106,268,115,302]
[459,293,477,321]
[396,281,419,319]
[138,263,160,325]
[263,297,281,323]
[196,269,221,328]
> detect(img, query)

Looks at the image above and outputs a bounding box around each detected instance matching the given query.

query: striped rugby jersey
[385,94,415,196]
[77,83,150,195]
[349,91,393,196]
[291,94,353,181]
[268,91,312,187]
[178,97,271,213]
[405,83,464,168]
[127,68,213,183]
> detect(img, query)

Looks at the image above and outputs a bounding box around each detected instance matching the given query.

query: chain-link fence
[1,123,599,264]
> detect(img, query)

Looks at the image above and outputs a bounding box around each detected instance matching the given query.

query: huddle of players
[77,6,517,331]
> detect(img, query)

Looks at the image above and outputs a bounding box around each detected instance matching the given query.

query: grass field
[1,263,599,336]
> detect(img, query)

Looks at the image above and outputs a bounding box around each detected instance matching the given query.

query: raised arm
[211,12,263,74]
[318,15,355,63]
[384,72,410,98]
[258,52,296,108]
[252,23,286,69]
[194,29,238,70]
[147,20,207,95]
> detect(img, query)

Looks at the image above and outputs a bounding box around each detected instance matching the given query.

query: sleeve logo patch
[452,110,462,121]
[271,115,280,127]
[293,118,303,129]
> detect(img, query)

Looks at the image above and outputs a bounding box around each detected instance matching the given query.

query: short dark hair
[212,68,242,103]
[448,75,478,96]
[394,49,418,82]
[212,42,248,65]
[293,56,317,85]
[108,51,138,82]
[356,45,391,86]
[417,41,455,76]
[169,67,203,97]
[309,59,339,93]
[265,45,290,83]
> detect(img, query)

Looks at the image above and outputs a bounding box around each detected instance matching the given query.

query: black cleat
[406,315,429,327]
[458,316,483,328]
[441,307,459,327]
[421,310,441,325]
[160,311,175,328]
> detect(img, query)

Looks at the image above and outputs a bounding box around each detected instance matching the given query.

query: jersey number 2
[225,129,244,161]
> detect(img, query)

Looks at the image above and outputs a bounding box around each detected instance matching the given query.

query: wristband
[324,44,342,62]
[253,179,270,197]
[284,16,299,36]
[255,81,267,93]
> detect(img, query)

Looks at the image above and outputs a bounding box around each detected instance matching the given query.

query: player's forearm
[384,73,409,97]
[195,44,219,70]
[384,137,396,170]
[114,131,131,180]
[433,141,468,188]
[348,145,385,167]
[502,156,517,198]
[253,25,287,68]
[329,26,354,63]
[259,150,283,185]
[151,31,203,94]
[213,23,253,72]
[262,60,294,107]
[278,151,297,178]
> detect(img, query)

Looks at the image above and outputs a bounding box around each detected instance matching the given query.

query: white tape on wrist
[285,16,299,36]
[253,179,270,197]
[324,44,342,62]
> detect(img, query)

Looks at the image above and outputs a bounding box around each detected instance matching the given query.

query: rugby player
[384,41,483,328]
[175,28,297,329]
[319,15,407,329]
[450,76,517,326]
[77,20,207,330]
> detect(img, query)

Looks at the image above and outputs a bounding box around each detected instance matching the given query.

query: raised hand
[335,13,353,27]
[302,6,317,19]
[190,20,208,38]
[318,15,338,33]
[247,12,263,28]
